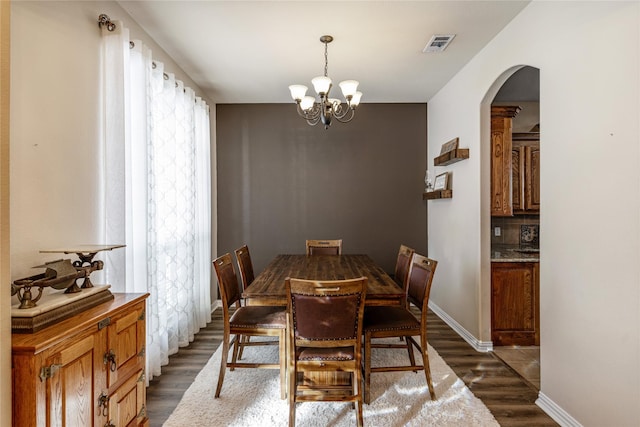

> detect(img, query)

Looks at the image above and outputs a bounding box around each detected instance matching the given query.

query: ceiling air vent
[423,34,456,53]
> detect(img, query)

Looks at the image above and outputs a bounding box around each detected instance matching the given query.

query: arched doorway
[481,65,541,389]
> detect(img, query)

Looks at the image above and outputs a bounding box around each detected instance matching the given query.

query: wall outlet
[494,226,501,237]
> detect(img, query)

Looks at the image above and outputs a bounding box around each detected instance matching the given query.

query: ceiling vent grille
[423,34,456,53]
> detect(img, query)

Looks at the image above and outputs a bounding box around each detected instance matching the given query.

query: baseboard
[428,302,580,426]
[536,392,583,427]
[211,299,222,314]
[428,301,493,352]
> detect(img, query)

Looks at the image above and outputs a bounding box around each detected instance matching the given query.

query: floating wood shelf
[434,148,469,166]
[423,190,453,200]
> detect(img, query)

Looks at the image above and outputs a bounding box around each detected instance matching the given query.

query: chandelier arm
[333,102,356,119]
[308,103,322,120]
[331,102,344,117]
[333,107,356,123]
[296,102,321,121]
[306,115,321,126]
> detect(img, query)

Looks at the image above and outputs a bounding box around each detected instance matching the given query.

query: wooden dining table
[243,254,404,306]
[243,254,403,392]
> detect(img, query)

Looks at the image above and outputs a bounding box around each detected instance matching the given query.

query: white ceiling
[118,1,530,104]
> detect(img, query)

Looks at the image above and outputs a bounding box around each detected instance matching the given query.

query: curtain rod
[97,14,116,32]
[99,14,200,96]
[98,14,172,86]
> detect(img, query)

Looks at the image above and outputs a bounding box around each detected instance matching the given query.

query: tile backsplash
[492,215,540,247]
[520,224,539,246]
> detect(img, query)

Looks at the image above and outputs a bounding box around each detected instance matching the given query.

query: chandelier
[288,35,362,129]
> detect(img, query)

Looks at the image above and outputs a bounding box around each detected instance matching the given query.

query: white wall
[427,2,639,426]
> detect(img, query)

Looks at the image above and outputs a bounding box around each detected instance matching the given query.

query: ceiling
[118,1,530,104]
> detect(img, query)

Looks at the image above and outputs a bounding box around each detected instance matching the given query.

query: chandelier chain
[324,41,329,77]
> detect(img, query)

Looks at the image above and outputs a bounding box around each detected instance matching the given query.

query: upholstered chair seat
[297,347,355,361]
[364,306,419,331]
[229,306,286,329]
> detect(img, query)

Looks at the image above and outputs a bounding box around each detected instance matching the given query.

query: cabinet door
[106,301,146,388]
[491,116,513,216]
[511,146,525,212]
[107,370,147,426]
[491,262,539,346]
[46,331,106,427]
[525,144,540,211]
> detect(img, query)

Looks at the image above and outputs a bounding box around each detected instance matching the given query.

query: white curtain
[102,23,212,380]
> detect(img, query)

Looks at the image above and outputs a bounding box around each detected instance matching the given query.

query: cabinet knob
[103,349,117,372]
[98,392,110,417]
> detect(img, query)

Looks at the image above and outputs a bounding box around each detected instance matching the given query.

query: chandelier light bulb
[289,85,308,101]
[311,76,332,95]
[339,80,359,98]
[300,96,316,111]
[350,91,363,107]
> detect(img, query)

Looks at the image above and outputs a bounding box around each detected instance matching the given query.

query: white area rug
[163,339,499,426]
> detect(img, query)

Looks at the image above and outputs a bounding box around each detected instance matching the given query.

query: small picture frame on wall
[439,137,459,155]
[434,172,449,191]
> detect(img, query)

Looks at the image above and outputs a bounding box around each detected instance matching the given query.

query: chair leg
[230,334,241,371]
[405,333,417,369]
[288,357,296,426]
[237,335,249,360]
[279,329,287,399]
[354,366,364,427]
[363,331,372,404]
[215,332,230,398]
[420,330,436,400]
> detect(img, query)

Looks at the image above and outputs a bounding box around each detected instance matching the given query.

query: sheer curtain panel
[102,23,212,380]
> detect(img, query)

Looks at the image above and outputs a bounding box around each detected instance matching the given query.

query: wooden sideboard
[12,293,149,427]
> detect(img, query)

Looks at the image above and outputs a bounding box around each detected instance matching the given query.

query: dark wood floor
[146,308,558,427]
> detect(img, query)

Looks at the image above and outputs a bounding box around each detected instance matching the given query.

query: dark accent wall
[216,103,427,276]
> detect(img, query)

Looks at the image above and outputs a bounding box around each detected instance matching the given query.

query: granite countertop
[491,245,539,262]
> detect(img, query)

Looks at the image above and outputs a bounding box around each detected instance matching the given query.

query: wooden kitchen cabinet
[491,262,539,346]
[491,106,521,216]
[12,293,149,427]
[512,134,540,214]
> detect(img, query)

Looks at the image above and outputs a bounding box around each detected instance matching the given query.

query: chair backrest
[213,253,242,311]
[406,253,438,315]
[234,245,255,290]
[305,239,343,256]
[394,244,415,290]
[286,277,367,347]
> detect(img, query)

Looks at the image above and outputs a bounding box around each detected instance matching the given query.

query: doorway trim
[479,65,530,346]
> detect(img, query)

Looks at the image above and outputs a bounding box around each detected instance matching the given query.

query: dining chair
[212,253,287,399]
[362,253,438,404]
[286,276,367,427]
[234,244,255,291]
[392,245,415,344]
[305,239,342,255]
[234,244,260,359]
[393,244,415,292]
